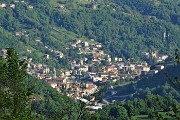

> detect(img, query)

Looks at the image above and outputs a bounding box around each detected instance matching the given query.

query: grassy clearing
[52,26,96,45]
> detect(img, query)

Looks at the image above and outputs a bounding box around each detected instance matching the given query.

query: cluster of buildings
[23,55,101,111]
[0,3,16,9]
[69,40,167,83]
[15,31,29,37]
[27,39,168,111]
[0,1,33,9]
[142,51,168,63]
[0,39,169,112]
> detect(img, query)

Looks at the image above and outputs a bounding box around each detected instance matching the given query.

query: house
[91,47,98,51]
[161,55,168,60]
[82,41,89,47]
[119,58,123,62]
[55,5,65,9]
[92,76,103,82]
[123,65,135,71]
[84,57,88,62]
[84,47,90,51]
[78,59,84,65]
[87,72,96,78]
[27,58,33,62]
[102,77,108,82]
[28,5,33,9]
[37,64,43,69]
[116,63,124,70]
[27,49,32,53]
[141,62,148,66]
[10,4,15,8]
[155,65,164,70]
[85,105,102,112]
[16,32,25,36]
[92,58,100,64]
[95,43,102,48]
[70,60,77,69]
[142,66,150,72]
[98,72,109,78]
[148,70,158,76]
[77,97,89,104]
[114,57,118,62]
[46,77,66,88]
[106,57,112,62]
[104,65,117,73]
[64,70,72,76]
[44,54,50,59]
[114,57,122,62]
[95,50,104,56]
[0,4,6,8]
[65,82,71,89]
[70,44,77,48]
[109,74,118,82]
[74,39,81,44]
[39,67,50,74]
[78,65,89,72]
[151,51,158,58]
[57,52,64,58]
[157,55,168,62]
[135,65,150,74]
[49,82,58,88]
[31,64,37,69]
[85,83,97,94]
[135,65,143,74]
[35,39,41,42]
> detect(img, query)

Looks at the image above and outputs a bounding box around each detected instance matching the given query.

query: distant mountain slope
[0,0,179,62]
[50,0,180,58]
[113,0,180,25]
[0,28,25,53]
[0,1,90,68]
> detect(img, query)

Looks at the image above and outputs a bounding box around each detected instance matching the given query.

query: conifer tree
[0,48,34,120]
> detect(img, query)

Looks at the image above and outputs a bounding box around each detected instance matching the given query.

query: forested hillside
[0,0,180,61]
[51,0,180,58]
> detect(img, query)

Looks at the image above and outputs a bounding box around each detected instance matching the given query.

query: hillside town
[0,39,169,112]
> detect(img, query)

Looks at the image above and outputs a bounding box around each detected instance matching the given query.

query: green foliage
[0,48,34,119]
[0,0,180,63]
[96,104,129,120]
[52,0,180,58]
[123,94,180,119]
[0,49,88,120]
